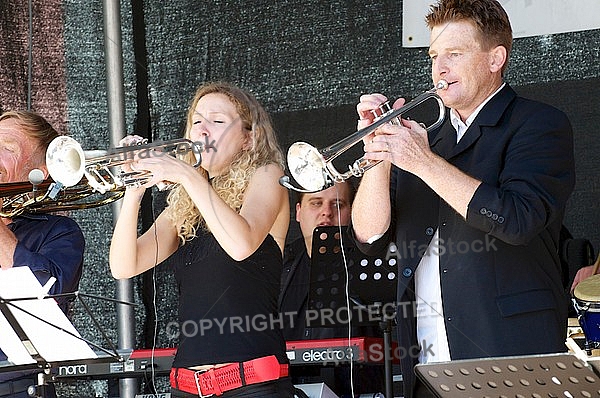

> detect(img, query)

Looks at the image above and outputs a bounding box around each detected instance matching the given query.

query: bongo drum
[572,274,600,349]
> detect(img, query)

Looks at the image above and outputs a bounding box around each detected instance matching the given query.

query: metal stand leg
[382,318,394,398]
[28,371,49,398]
[372,301,395,398]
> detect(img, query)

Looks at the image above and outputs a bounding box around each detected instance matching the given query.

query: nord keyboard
[51,337,393,380]
[53,348,176,380]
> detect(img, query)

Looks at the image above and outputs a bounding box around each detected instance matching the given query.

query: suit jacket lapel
[430,121,457,159]
[431,84,517,159]
[451,123,482,157]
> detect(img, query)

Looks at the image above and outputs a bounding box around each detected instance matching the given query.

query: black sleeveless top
[168,229,288,368]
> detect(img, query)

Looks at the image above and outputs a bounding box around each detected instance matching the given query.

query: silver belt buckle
[193,369,214,398]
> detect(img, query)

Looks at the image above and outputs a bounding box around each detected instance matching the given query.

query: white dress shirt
[415,83,505,363]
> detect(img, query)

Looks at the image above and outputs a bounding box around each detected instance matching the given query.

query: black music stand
[0,267,133,397]
[414,353,600,397]
[308,226,397,398]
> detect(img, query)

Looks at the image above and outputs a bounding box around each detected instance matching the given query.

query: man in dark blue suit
[351,1,575,397]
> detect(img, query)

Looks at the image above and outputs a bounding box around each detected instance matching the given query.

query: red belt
[169,355,288,397]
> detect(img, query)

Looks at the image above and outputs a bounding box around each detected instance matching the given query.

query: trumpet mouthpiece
[436,80,449,90]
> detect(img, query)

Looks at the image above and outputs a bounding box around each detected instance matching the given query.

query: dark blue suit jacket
[355,84,575,397]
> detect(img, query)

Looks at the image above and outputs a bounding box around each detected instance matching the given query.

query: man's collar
[449,82,506,142]
[8,213,50,222]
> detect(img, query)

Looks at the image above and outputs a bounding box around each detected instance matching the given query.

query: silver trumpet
[46,136,203,194]
[0,136,204,217]
[281,80,449,192]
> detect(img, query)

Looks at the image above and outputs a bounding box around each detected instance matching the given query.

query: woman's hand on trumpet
[128,146,204,193]
[115,135,148,199]
[118,135,146,174]
[116,134,195,191]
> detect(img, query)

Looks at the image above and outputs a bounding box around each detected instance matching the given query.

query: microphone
[28,169,45,200]
[278,175,325,193]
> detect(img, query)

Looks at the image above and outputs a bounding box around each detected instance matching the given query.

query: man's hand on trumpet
[356,93,437,177]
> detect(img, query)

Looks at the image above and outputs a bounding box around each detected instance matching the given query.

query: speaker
[294,382,339,398]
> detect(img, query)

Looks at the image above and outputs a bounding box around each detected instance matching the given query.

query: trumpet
[0,136,204,217]
[47,136,203,194]
[281,80,449,192]
[0,174,125,218]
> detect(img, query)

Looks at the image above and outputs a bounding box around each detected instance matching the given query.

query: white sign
[403,0,600,47]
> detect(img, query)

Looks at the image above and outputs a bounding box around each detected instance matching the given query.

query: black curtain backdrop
[0,1,598,396]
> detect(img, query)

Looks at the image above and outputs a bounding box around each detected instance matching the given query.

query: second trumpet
[284,80,448,192]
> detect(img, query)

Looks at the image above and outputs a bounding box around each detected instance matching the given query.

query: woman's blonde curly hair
[164,82,285,243]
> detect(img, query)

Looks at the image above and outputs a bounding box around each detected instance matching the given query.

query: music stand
[0,266,130,397]
[308,225,397,398]
[414,352,600,397]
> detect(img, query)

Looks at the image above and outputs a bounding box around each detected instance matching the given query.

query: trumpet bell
[287,142,330,193]
[46,136,85,187]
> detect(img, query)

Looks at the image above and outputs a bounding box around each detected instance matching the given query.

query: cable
[334,185,355,398]
[149,197,160,394]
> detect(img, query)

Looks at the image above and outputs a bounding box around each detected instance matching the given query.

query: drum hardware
[572,273,600,356]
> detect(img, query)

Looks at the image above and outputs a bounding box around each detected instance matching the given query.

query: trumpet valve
[370,101,401,126]
[370,101,391,120]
